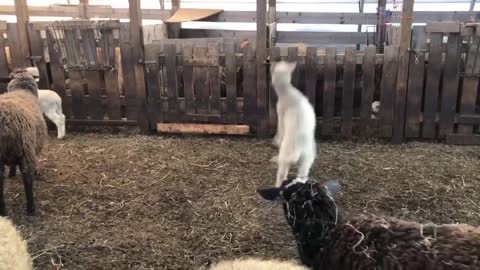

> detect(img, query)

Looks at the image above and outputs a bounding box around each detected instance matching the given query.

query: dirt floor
[4,128,480,270]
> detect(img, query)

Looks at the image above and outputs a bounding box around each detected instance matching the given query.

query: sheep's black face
[257,177,341,268]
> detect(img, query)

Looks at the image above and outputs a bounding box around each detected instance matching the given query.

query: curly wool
[7,70,39,97]
[277,179,480,270]
[0,217,33,270]
[205,258,308,270]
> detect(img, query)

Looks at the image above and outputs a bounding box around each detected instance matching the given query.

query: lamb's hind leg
[45,111,65,139]
[297,143,316,179]
[275,161,290,187]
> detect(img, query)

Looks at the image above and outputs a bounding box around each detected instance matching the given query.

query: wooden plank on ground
[46,30,71,118]
[360,46,376,136]
[157,123,250,135]
[182,44,195,115]
[458,37,480,134]
[193,47,209,115]
[439,33,461,138]
[224,40,237,124]
[422,33,443,139]
[341,47,356,137]
[119,23,137,121]
[379,46,399,138]
[322,47,336,136]
[287,46,299,88]
[304,47,318,111]
[103,31,121,120]
[208,43,221,116]
[269,46,281,131]
[405,26,427,138]
[165,43,179,119]
[446,134,480,145]
[69,70,85,119]
[243,43,257,128]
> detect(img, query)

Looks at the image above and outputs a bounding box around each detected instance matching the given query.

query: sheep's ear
[256,186,281,201]
[287,61,297,72]
[324,180,341,197]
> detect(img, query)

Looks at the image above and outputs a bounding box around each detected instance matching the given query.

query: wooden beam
[392,0,414,143]
[376,0,387,50]
[426,21,461,33]
[446,134,480,145]
[128,0,149,133]
[166,0,181,38]
[357,0,366,50]
[470,0,477,12]
[268,0,276,47]
[157,123,250,135]
[0,21,6,31]
[79,0,88,18]
[14,0,30,67]
[276,31,374,44]
[257,0,268,136]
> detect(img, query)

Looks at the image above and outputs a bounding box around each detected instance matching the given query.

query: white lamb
[202,258,308,270]
[25,67,66,139]
[0,217,33,270]
[270,61,317,187]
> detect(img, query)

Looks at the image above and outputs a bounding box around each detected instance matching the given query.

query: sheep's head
[270,61,296,88]
[7,68,39,97]
[25,66,40,82]
[257,176,340,228]
[257,176,341,267]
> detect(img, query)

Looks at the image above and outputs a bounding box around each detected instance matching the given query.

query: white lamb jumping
[270,61,317,187]
[25,67,66,139]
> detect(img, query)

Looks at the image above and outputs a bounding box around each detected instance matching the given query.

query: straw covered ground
[4,128,480,269]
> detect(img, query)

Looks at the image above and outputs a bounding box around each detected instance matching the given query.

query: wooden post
[392,0,415,143]
[14,0,30,67]
[79,0,89,19]
[470,0,477,12]
[128,0,150,133]
[257,0,268,136]
[268,0,276,48]
[166,0,181,38]
[376,0,387,51]
[357,0,365,50]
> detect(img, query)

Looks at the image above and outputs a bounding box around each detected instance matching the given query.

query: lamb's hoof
[270,155,279,163]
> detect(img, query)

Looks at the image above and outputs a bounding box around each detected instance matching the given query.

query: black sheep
[257,176,480,270]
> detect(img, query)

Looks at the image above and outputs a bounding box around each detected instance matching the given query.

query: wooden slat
[144,44,162,125]
[360,46,376,137]
[119,23,137,121]
[193,47,209,115]
[84,71,103,120]
[165,43,179,119]
[322,47,336,136]
[180,29,255,40]
[69,70,85,119]
[208,43,221,115]
[0,31,10,86]
[287,46,299,88]
[103,31,121,120]
[27,24,49,89]
[157,123,250,135]
[439,33,461,138]
[46,30,71,118]
[224,40,237,123]
[269,46,281,131]
[257,0,268,135]
[426,21,461,33]
[14,0,30,68]
[277,31,374,45]
[341,47,356,137]
[405,26,427,138]
[304,47,318,110]
[379,46,399,138]
[243,43,257,128]
[7,23,24,69]
[182,44,195,115]
[446,134,480,145]
[458,37,480,134]
[457,114,480,125]
[422,33,443,139]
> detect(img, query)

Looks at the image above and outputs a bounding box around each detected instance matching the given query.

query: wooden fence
[3,21,480,144]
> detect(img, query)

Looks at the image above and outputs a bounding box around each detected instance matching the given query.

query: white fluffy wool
[206,258,308,270]
[0,217,32,270]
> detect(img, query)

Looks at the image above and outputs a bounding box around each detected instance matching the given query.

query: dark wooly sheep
[257,176,480,270]
[0,69,47,216]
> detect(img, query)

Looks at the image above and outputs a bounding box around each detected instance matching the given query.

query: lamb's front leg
[273,105,284,147]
